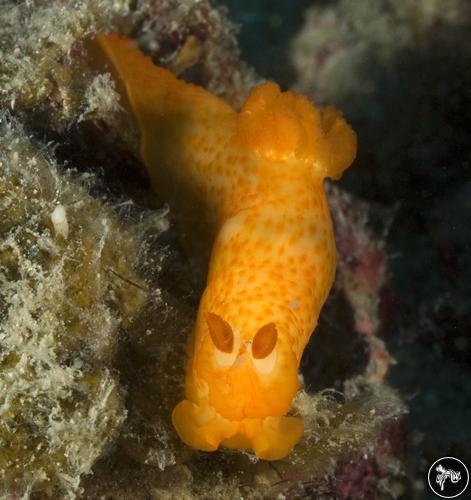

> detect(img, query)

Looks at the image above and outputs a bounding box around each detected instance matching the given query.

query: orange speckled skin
[95,34,356,460]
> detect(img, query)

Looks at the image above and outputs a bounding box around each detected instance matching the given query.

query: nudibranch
[94,33,356,460]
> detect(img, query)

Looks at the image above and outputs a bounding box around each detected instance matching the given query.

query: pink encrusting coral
[327,185,395,382]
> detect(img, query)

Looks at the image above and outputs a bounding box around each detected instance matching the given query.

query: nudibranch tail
[93,33,235,187]
[93,32,238,263]
[94,33,357,461]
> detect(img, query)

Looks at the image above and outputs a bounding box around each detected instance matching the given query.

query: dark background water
[217,0,316,88]
[218,0,471,497]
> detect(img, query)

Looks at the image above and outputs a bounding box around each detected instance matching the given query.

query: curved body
[95,33,356,460]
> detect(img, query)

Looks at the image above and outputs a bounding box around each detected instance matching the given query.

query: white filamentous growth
[51,204,69,239]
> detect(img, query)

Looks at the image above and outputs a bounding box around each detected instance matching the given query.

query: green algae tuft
[0,114,146,498]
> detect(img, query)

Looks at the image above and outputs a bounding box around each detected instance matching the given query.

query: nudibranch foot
[172,400,239,452]
[172,399,303,461]
[223,415,304,461]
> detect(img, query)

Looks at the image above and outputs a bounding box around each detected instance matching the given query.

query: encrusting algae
[0,114,146,497]
[94,33,356,460]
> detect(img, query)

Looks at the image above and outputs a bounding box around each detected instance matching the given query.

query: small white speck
[51,204,69,239]
[289,300,300,310]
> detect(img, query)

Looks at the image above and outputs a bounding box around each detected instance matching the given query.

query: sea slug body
[94,33,357,460]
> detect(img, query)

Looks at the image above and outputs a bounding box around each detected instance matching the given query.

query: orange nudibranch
[94,33,357,460]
